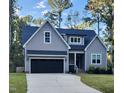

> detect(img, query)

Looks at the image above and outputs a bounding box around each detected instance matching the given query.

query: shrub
[106,63,113,74]
[87,65,95,73]
[94,67,100,74]
[87,65,107,74]
[100,67,107,74]
[9,64,16,73]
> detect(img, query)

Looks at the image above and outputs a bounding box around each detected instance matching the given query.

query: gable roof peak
[22,20,71,49]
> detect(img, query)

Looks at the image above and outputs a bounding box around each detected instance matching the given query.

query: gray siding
[27,50,67,55]
[25,22,69,73]
[85,37,107,71]
[26,23,68,51]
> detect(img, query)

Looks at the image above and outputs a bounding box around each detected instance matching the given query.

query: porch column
[74,53,78,73]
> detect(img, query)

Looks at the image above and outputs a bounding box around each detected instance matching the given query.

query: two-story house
[21,21,107,73]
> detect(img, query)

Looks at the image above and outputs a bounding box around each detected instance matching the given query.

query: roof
[21,25,39,45]
[21,25,96,50]
[56,28,87,36]
[22,21,70,49]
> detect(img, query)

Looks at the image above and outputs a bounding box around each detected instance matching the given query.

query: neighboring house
[21,21,107,73]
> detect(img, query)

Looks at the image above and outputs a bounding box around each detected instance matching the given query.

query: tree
[10,14,45,72]
[9,0,44,72]
[21,15,44,26]
[85,0,114,42]
[65,11,94,29]
[85,0,114,63]
[45,11,59,27]
[48,0,72,27]
[32,17,44,26]
[9,0,17,47]
[65,11,80,29]
[10,15,26,72]
[22,15,33,24]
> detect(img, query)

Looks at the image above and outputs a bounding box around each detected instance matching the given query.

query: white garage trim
[29,57,66,73]
[24,48,27,72]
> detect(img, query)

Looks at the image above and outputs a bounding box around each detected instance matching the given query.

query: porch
[69,52,85,73]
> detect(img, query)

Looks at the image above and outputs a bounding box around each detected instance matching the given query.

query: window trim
[69,36,82,45]
[82,37,84,45]
[44,31,51,44]
[91,53,102,65]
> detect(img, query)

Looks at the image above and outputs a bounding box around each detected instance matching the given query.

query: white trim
[85,35,107,51]
[24,48,27,72]
[82,37,84,45]
[85,51,87,71]
[63,58,65,73]
[69,36,82,45]
[29,57,65,60]
[44,31,51,44]
[23,21,71,49]
[29,58,31,73]
[69,51,84,54]
[67,50,69,72]
[97,36,107,49]
[85,35,97,51]
[91,53,102,65]
[29,57,65,73]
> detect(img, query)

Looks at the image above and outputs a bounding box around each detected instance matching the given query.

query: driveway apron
[26,74,102,93]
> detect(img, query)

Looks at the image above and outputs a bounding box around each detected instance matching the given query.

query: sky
[17,0,106,36]
[17,0,88,27]
[17,0,87,17]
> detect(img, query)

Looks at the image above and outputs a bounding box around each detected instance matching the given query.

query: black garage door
[31,59,63,73]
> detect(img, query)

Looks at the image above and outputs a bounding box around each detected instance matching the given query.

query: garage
[31,59,64,73]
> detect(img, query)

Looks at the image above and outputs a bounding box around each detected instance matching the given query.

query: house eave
[23,21,71,49]
[84,35,107,51]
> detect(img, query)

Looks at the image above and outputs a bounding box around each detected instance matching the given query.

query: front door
[76,54,85,71]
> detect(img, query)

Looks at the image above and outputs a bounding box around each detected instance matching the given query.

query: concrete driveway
[26,74,101,93]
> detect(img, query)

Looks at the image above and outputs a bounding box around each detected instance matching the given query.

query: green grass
[80,74,114,93]
[9,73,27,93]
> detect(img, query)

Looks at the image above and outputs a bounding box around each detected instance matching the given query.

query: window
[69,37,81,44]
[91,54,101,64]
[44,31,51,44]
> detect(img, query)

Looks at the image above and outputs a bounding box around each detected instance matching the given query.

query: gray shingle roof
[21,25,96,50]
[21,25,39,45]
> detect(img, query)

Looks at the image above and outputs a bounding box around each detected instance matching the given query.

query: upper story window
[91,54,102,64]
[44,31,51,44]
[69,36,81,44]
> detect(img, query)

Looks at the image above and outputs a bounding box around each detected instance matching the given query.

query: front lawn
[80,74,114,93]
[9,73,27,93]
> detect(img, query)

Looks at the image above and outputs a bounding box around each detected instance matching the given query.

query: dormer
[68,36,84,45]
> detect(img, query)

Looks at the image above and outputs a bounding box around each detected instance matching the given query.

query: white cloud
[41,10,49,15]
[15,8,20,15]
[63,12,67,16]
[35,1,46,9]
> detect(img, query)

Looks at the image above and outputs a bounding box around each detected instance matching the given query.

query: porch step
[77,68,85,73]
